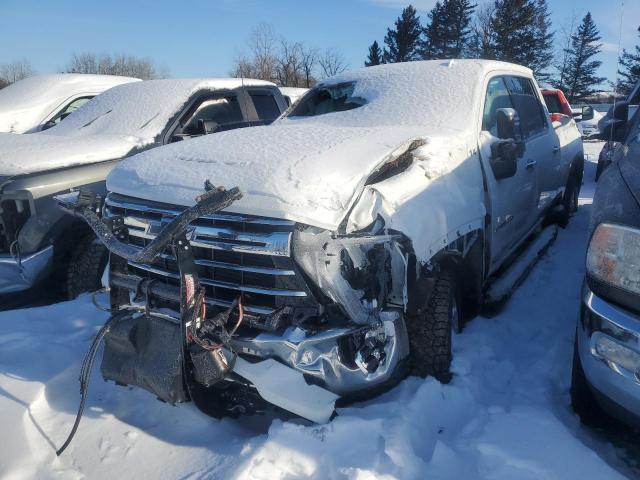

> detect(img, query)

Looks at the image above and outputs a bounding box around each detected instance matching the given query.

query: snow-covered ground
[0,141,638,479]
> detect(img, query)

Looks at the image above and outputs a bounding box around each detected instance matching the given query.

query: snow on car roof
[0,74,139,133]
[45,77,276,141]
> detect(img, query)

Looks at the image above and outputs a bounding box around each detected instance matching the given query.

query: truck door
[505,76,559,218]
[478,76,538,271]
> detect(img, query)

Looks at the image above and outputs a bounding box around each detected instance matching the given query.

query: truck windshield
[287,82,365,118]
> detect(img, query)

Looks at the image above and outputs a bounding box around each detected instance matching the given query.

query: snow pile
[0,74,138,134]
[0,78,274,176]
[0,144,636,479]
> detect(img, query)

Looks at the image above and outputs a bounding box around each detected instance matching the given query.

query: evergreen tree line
[365,2,640,102]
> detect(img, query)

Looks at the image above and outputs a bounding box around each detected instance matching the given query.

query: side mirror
[496,108,518,140]
[491,108,524,180]
[197,119,219,135]
[41,120,57,131]
[599,101,629,142]
[581,105,594,121]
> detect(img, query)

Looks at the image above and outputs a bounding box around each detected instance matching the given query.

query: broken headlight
[0,193,32,253]
[292,225,405,324]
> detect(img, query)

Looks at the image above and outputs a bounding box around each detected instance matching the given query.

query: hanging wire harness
[54,182,243,455]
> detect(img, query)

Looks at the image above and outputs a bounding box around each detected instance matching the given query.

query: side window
[482,77,515,134]
[49,96,93,126]
[249,93,281,123]
[505,77,547,137]
[181,95,243,136]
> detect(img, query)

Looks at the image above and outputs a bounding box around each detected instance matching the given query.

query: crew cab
[95,60,584,422]
[572,79,640,428]
[0,74,139,133]
[0,78,286,299]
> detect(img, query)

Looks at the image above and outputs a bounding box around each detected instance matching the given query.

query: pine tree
[556,12,605,102]
[422,0,476,59]
[365,40,383,66]
[489,0,539,68]
[618,26,640,96]
[383,5,423,63]
[530,0,554,82]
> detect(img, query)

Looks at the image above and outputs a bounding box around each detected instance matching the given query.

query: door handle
[552,145,561,154]
[525,159,537,169]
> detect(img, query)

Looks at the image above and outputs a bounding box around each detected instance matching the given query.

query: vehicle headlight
[292,225,404,324]
[587,223,640,296]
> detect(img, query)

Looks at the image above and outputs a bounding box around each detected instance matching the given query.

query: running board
[485,225,558,305]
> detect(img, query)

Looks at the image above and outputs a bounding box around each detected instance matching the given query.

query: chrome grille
[104,193,313,316]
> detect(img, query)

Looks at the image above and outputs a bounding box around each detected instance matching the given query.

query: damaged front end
[55,181,413,440]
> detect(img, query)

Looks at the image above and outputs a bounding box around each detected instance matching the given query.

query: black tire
[406,270,460,383]
[571,339,603,426]
[65,233,109,300]
[557,175,580,228]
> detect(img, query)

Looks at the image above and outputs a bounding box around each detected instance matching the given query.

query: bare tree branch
[0,59,34,84]
[318,48,348,78]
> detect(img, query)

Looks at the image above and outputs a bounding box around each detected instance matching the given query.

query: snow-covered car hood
[0,131,141,176]
[107,122,465,230]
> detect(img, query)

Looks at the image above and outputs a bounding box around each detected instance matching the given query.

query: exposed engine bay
[53,182,416,454]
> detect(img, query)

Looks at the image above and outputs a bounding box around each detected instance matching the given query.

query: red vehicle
[542,88,573,122]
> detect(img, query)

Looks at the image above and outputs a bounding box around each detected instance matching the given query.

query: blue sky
[1,0,638,85]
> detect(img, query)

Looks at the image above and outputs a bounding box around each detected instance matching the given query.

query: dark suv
[571,80,640,427]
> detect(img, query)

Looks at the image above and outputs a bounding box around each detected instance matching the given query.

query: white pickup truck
[81,60,583,423]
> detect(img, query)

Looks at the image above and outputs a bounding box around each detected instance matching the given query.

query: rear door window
[249,93,281,123]
[505,77,547,138]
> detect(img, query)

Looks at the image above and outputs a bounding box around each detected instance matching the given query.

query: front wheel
[557,176,580,227]
[65,233,109,299]
[406,270,460,383]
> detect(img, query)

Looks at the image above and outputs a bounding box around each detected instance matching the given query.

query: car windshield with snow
[0,78,287,298]
[59,60,584,428]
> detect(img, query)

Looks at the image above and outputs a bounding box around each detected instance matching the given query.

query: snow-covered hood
[0,131,141,176]
[107,122,466,230]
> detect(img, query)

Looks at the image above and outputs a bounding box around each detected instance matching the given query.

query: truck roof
[0,73,140,133]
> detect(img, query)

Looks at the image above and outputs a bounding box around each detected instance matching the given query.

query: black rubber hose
[56,312,129,456]
[68,186,242,264]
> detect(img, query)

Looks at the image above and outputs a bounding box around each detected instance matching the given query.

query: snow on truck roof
[287,59,533,132]
[46,77,276,140]
[107,60,534,229]
[0,73,139,133]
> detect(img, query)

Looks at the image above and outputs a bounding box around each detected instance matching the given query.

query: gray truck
[0,78,287,301]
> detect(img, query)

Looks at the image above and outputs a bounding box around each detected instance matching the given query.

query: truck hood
[107,122,464,230]
[0,132,143,176]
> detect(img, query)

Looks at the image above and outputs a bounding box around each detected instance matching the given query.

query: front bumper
[577,286,640,423]
[0,245,53,294]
